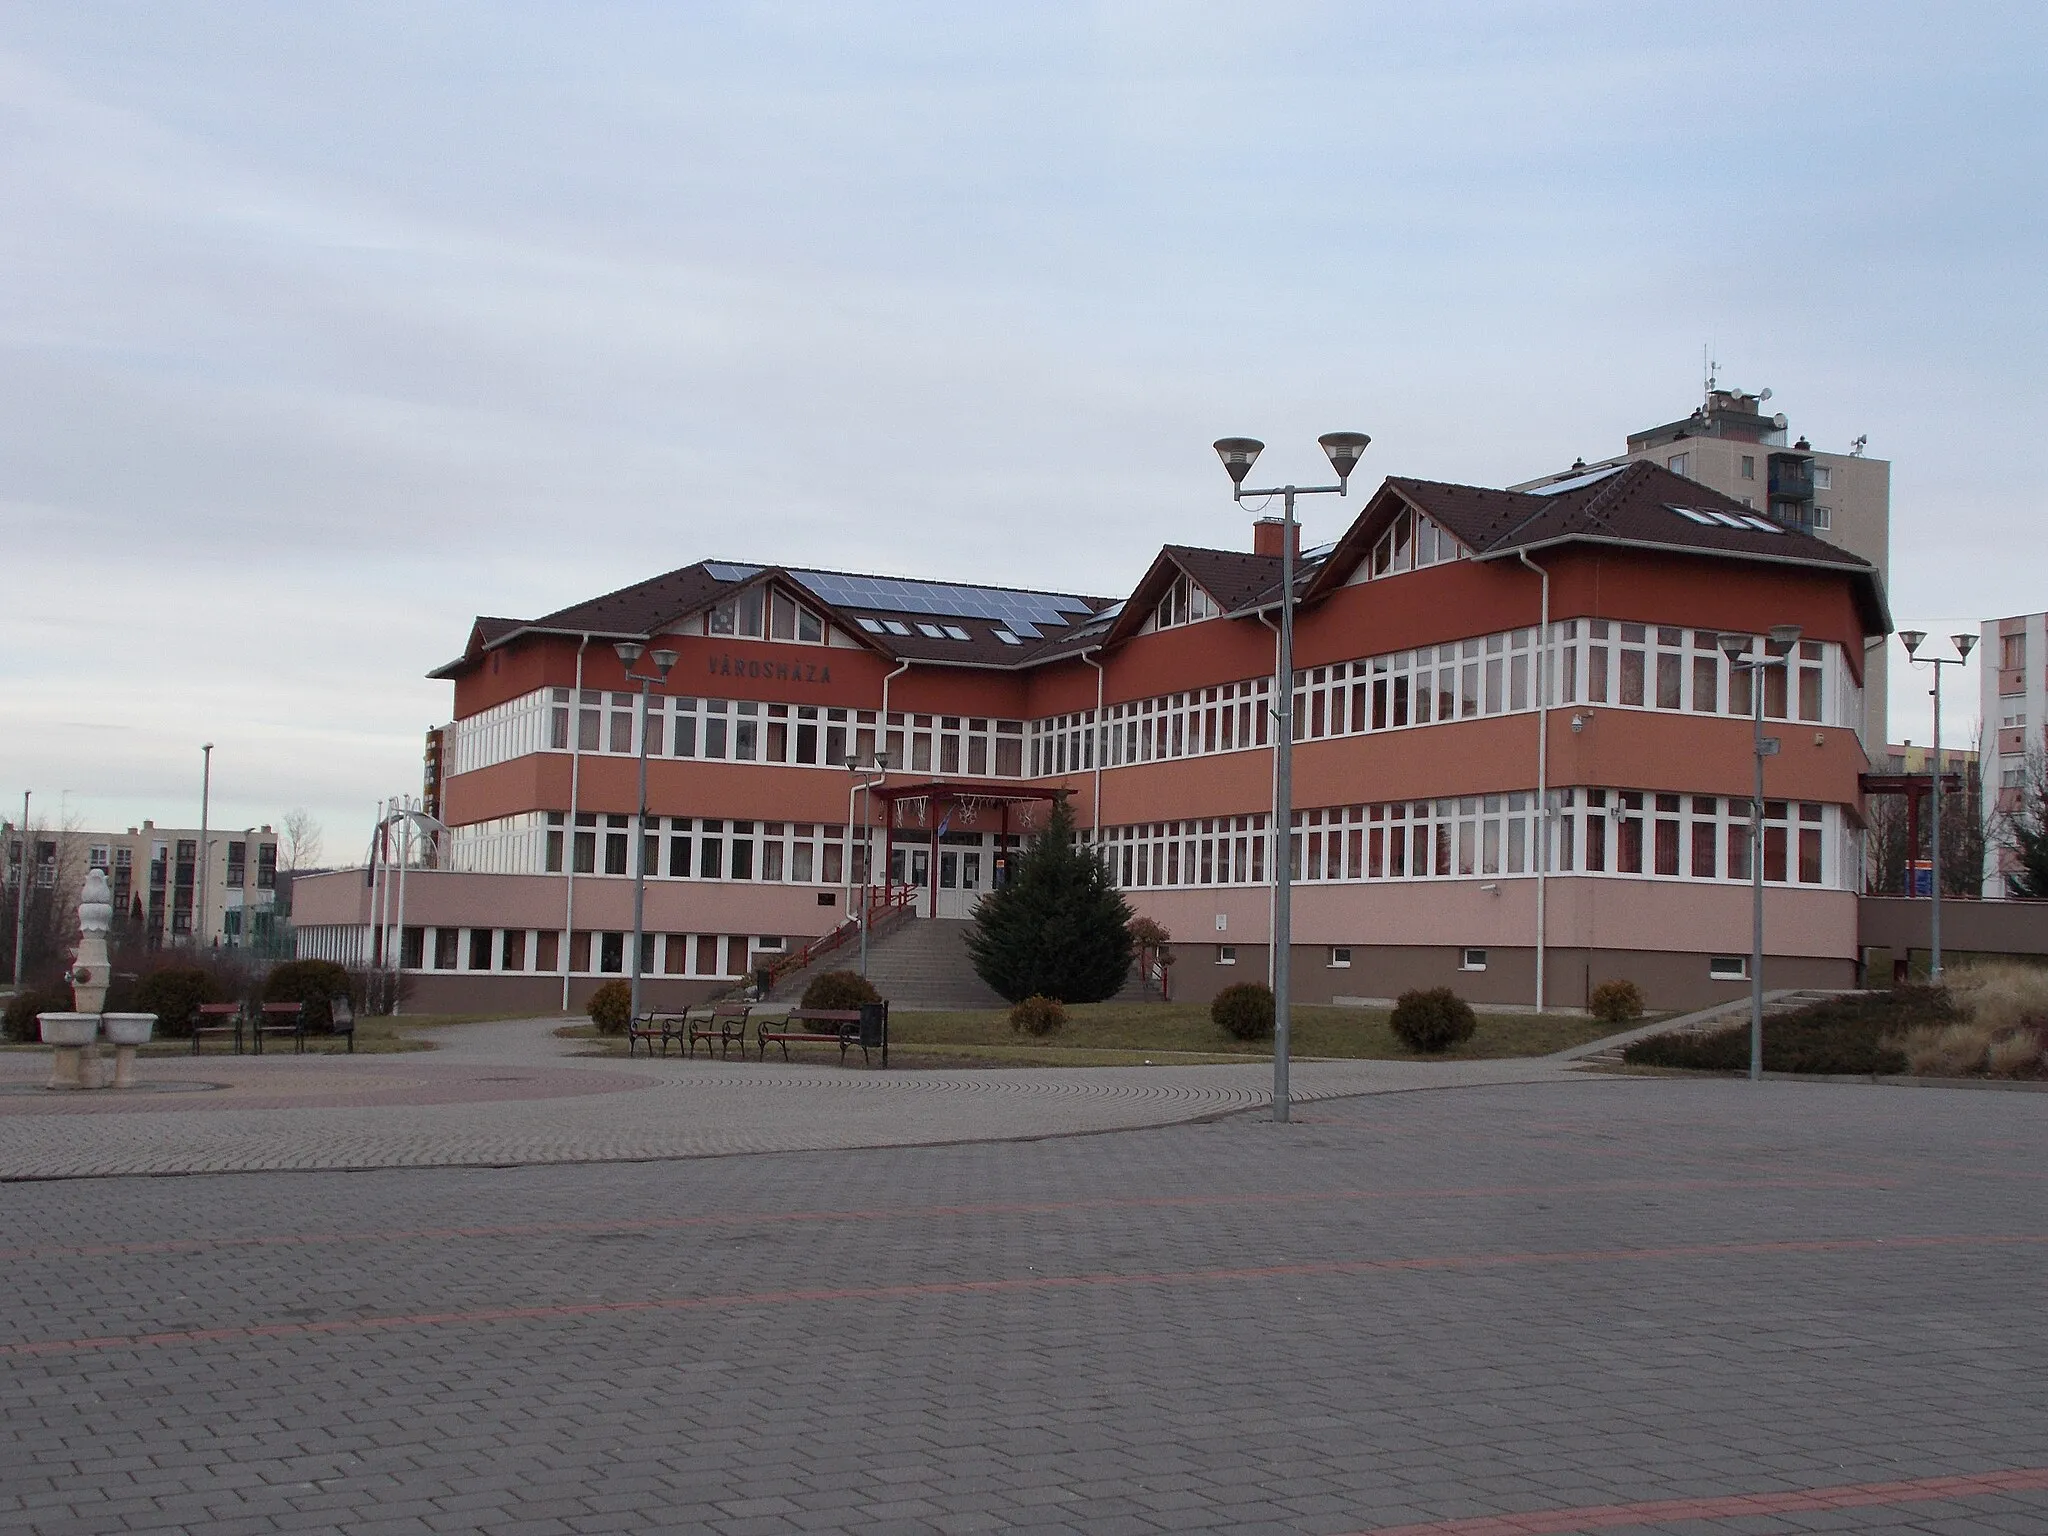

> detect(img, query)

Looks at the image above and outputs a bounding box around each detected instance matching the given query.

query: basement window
[1216,945,1237,965]
[1460,948,1488,971]
[1710,955,1748,980]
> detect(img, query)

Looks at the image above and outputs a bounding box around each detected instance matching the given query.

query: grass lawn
[563,1003,1625,1065]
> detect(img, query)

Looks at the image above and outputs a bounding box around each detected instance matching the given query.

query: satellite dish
[1758,388,1773,403]
[1772,412,1788,430]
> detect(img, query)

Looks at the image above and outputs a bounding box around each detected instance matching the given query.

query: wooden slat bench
[757,1008,872,1066]
[253,1001,305,1054]
[627,1011,689,1057]
[192,1002,245,1055]
[686,1003,752,1060]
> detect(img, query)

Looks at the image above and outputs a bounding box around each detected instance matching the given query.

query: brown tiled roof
[1309,463,1886,630]
[531,563,730,635]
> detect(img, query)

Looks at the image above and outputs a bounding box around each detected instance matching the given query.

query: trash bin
[858,1000,889,1067]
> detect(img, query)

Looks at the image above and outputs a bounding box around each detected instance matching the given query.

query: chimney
[1252,518,1299,559]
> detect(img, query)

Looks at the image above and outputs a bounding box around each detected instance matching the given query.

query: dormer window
[708,587,765,637]
[1155,572,1221,630]
[1368,508,1464,578]
[708,585,826,642]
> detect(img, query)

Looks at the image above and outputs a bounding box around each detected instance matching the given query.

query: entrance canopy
[869,780,1069,833]
[866,781,1071,917]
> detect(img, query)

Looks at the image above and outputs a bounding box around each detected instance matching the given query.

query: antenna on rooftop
[1851,434,1868,457]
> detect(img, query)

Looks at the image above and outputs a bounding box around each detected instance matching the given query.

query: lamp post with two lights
[1210,431,1371,1124]
[613,642,679,1023]
[1897,630,1977,982]
[1717,625,1803,1081]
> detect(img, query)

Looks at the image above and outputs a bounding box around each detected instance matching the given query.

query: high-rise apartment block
[2,820,282,948]
[1981,612,2048,897]
[1516,387,1891,749]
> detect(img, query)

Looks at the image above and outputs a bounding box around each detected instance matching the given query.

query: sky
[3,2,2043,859]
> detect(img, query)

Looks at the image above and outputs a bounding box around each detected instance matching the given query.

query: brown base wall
[1163,944,1854,1014]
[392,973,734,1018]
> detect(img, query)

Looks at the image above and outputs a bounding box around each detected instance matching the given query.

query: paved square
[3,1072,2045,1534]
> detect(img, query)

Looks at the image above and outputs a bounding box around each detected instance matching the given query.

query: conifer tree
[966,797,1134,1003]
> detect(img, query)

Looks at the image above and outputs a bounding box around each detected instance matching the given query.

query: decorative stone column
[38,868,153,1089]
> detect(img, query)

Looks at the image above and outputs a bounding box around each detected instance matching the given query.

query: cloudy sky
[3,2,2042,859]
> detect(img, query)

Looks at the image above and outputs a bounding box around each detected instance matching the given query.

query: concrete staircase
[767,917,1163,1012]
[767,918,1007,1010]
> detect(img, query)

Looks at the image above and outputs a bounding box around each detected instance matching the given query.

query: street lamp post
[614,643,679,1024]
[846,758,887,977]
[1212,431,1371,1124]
[197,743,214,949]
[1718,626,1802,1081]
[1898,630,1978,982]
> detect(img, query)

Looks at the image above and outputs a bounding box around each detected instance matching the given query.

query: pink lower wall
[1123,878,1855,960]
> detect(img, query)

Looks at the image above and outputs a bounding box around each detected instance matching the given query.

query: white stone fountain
[38,867,154,1089]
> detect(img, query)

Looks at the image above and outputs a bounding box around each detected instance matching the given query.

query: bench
[192,1002,245,1055]
[627,1010,689,1057]
[757,1007,877,1067]
[253,1000,305,1054]
[686,1003,752,1060]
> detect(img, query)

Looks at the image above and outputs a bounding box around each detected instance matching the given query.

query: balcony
[1767,452,1815,504]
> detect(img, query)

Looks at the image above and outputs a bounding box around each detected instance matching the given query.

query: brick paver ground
[2,1069,2044,1534]
[0,1019,1573,1178]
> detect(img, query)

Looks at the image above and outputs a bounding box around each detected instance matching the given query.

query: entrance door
[936,845,984,919]
[889,848,933,915]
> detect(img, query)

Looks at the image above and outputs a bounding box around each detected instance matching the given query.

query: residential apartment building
[1514,387,1891,749]
[4,821,282,948]
[293,460,1887,1012]
[1981,611,2048,897]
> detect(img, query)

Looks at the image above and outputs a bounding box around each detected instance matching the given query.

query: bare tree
[1994,744,2048,898]
[2,810,89,987]
[282,808,324,873]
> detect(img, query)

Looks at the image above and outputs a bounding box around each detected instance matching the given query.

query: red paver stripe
[0,1174,1889,1263]
[4,1229,2042,1359]
[1350,1464,2048,1533]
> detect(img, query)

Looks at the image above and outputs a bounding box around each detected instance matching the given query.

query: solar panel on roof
[1528,465,1625,496]
[704,562,760,582]
[788,570,1092,627]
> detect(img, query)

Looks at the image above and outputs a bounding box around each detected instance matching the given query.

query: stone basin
[102,1013,157,1045]
[38,1013,99,1046]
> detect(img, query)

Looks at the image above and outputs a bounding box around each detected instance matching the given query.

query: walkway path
[0,1017,1581,1179]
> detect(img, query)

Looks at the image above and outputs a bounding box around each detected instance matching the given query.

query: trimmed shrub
[587,979,633,1034]
[1589,979,1645,1025]
[4,983,73,1043]
[1009,995,1066,1037]
[1389,987,1477,1054]
[801,970,881,1010]
[133,965,216,1038]
[1211,983,1275,1041]
[264,959,352,1032]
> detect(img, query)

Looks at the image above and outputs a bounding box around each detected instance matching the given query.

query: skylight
[917,623,946,639]
[1669,505,1715,525]
[942,625,970,641]
[993,629,1022,646]
[856,617,885,634]
[883,620,911,636]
